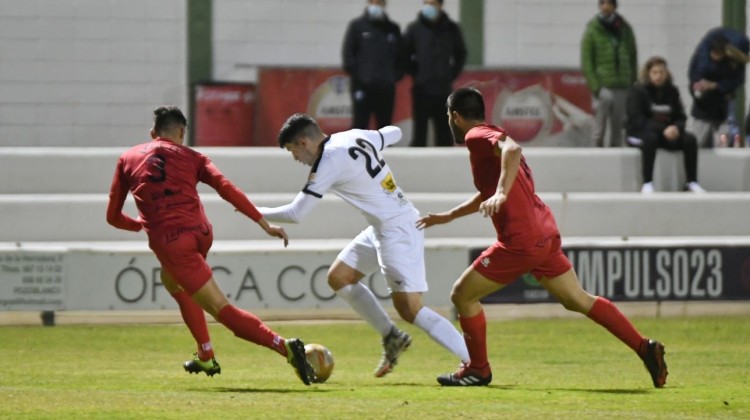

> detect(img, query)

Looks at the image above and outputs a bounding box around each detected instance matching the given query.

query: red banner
[454,70,594,146]
[254,67,594,147]
[194,83,255,146]
[255,69,352,147]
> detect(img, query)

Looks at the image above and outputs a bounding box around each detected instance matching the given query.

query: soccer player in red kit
[106,106,315,385]
[417,88,668,388]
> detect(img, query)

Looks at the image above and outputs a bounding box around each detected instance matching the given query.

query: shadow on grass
[373,382,519,390]
[196,387,333,394]
[544,388,651,394]
[201,384,653,394]
[373,383,653,394]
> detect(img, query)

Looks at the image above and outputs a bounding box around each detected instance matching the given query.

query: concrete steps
[2,147,749,194]
[2,192,749,242]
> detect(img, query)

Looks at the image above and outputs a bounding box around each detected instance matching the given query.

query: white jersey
[259,126,427,293]
[304,127,414,226]
[259,126,416,228]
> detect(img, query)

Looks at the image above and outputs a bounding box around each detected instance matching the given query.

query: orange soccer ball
[304,343,335,383]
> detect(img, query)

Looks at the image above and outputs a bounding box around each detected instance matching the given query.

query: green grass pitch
[1,315,748,419]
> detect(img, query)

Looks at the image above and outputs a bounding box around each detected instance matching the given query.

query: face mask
[367,4,385,19]
[598,12,616,23]
[421,4,439,21]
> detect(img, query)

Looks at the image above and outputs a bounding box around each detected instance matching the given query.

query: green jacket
[581,14,637,94]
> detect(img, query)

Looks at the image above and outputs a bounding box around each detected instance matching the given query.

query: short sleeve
[376,126,402,149]
[466,126,505,157]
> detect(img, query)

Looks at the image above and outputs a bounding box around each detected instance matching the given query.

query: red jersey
[465,124,559,249]
[107,137,262,238]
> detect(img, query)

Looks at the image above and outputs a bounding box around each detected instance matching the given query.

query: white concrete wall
[0,0,186,147]
[0,0,738,147]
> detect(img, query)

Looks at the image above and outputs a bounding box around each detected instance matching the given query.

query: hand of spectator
[694,79,717,92]
[663,125,680,141]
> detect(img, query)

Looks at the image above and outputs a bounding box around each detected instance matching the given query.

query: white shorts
[337,213,427,294]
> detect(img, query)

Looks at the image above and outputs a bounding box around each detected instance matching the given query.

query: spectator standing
[723,28,749,147]
[342,0,403,129]
[581,0,637,147]
[688,27,749,148]
[403,0,467,147]
[626,56,705,193]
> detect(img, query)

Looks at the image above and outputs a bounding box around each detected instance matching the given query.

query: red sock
[171,291,213,361]
[586,297,646,354]
[459,310,489,370]
[217,305,287,357]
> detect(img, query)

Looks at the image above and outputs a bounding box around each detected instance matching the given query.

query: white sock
[336,283,394,337]
[414,306,470,363]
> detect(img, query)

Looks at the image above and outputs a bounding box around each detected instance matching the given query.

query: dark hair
[710,34,729,55]
[599,0,617,7]
[639,56,672,85]
[277,113,323,148]
[153,106,187,136]
[446,87,485,121]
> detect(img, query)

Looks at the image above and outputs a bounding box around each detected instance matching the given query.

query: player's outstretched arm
[257,191,319,224]
[417,192,483,229]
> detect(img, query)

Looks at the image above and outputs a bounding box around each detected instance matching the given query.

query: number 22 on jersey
[348,138,397,193]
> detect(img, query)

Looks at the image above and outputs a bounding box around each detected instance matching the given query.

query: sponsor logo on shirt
[164,222,210,243]
[380,172,396,193]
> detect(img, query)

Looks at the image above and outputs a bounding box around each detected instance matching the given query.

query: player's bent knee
[450,286,471,306]
[327,275,356,291]
[327,260,364,291]
[449,282,475,306]
[449,289,463,306]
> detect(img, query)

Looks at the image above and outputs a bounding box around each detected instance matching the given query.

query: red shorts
[149,224,213,295]
[472,235,572,284]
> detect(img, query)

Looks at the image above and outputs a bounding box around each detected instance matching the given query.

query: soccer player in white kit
[258,113,469,377]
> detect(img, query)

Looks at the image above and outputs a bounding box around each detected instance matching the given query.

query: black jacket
[403,11,467,96]
[626,82,687,139]
[342,11,403,87]
[688,28,748,121]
